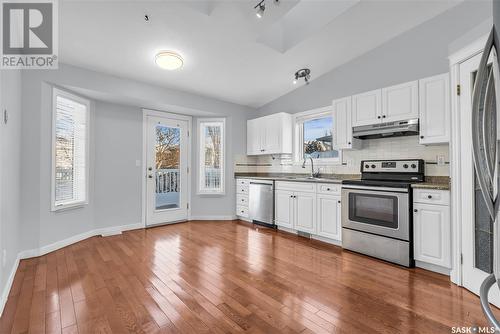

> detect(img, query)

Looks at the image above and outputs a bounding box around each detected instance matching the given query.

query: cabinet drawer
[275,181,316,193]
[413,189,450,206]
[236,206,249,218]
[236,178,250,187]
[317,183,341,195]
[236,185,249,195]
[236,194,249,207]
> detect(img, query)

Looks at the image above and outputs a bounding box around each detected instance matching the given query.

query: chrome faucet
[302,157,320,178]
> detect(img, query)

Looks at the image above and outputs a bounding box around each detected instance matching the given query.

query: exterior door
[459,52,500,305]
[146,115,189,226]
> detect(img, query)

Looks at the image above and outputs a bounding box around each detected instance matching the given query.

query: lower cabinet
[317,194,342,240]
[274,182,341,243]
[413,192,451,269]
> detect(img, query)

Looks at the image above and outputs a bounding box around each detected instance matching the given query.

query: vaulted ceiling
[60,0,462,107]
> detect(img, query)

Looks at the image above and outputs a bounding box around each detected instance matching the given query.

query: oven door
[341,185,409,241]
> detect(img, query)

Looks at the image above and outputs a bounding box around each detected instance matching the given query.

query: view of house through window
[303,115,338,159]
[52,89,89,210]
[199,119,225,194]
[155,125,181,210]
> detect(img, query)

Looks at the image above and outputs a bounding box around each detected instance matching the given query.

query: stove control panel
[361,159,424,173]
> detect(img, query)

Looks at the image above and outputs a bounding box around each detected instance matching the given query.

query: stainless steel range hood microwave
[352,119,419,139]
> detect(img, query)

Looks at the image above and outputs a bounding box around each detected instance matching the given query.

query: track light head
[255,0,265,18]
[293,68,311,85]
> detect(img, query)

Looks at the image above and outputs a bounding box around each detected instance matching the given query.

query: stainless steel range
[341,159,425,267]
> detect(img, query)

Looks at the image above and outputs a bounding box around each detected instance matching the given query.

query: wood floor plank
[1,220,497,334]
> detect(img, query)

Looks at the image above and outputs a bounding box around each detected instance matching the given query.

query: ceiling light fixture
[255,0,265,18]
[155,51,184,70]
[293,68,311,85]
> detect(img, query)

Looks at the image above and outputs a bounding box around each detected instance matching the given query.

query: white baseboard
[0,255,20,317]
[312,235,342,247]
[415,260,451,276]
[189,215,237,221]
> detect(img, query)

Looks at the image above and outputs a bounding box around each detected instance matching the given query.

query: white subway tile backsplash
[235,136,450,176]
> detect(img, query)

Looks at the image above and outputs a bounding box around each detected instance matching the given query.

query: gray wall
[494,0,500,41]
[257,1,492,116]
[0,70,22,303]
[20,63,253,252]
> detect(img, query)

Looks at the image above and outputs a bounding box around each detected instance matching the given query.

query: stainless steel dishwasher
[249,180,275,228]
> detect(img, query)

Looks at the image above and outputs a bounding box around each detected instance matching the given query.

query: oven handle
[341,185,409,193]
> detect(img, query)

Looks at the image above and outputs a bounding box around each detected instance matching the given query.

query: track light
[255,0,265,18]
[293,69,311,85]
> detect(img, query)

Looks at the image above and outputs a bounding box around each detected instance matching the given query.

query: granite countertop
[411,176,450,190]
[235,173,450,190]
[234,173,360,184]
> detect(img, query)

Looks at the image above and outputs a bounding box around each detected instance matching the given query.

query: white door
[459,52,500,305]
[275,190,293,228]
[332,97,351,149]
[317,194,341,240]
[294,191,316,234]
[146,115,189,226]
[413,203,451,268]
[352,89,382,126]
[418,73,450,145]
[381,80,419,122]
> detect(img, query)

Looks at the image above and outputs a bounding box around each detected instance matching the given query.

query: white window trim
[51,87,90,211]
[197,118,226,196]
[293,106,342,166]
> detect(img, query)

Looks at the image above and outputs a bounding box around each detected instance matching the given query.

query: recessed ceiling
[60,0,461,108]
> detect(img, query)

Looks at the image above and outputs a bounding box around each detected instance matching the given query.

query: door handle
[148,175,153,179]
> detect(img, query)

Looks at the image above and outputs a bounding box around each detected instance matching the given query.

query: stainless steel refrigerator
[474,21,500,328]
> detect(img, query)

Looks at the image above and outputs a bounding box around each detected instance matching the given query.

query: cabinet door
[262,120,281,154]
[333,97,350,149]
[381,80,418,122]
[246,119,261,155]
[294,191,316,234]
[317,194,341,240]
[419,73,450,144]
[275,190,294,229]
[352,89,382,127]
[413,203,451,268]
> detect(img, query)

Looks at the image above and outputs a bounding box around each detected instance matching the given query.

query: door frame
[141,108,192,227]
[449,34,488,286]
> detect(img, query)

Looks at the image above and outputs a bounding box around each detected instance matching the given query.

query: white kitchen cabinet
[418,73,450,145]
[246,112,292,155]
[275,190,294,229]
[317,194,341,240]
[413,190,451,270]
[294,192,316,234]
[352,89,382,127]
[381,80,419,123]
[332,97,361,150]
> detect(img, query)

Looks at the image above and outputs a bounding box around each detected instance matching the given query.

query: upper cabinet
[352,89,382,127]
[247,112,292,155]
[418,73,450,145]
[332,97,361,150]
[382,80,419,122]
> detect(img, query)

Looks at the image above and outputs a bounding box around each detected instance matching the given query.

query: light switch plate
[437,155,445,166]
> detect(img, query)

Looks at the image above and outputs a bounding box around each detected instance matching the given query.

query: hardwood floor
[0,220,496,333]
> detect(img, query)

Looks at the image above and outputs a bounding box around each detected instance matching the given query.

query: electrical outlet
[437,155,445,166]
[2,249,6,267]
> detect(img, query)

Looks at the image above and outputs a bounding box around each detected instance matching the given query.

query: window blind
[53,93,88,208]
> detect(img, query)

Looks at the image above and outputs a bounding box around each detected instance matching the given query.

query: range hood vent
[353,119,419,140]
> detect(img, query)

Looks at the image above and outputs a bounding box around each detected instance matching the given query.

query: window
[198,118,225,194]
[51,88,90,211]
[295,107,341,164]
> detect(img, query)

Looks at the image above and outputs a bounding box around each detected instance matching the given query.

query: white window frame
[197,118,225,195]
[293,106,342,165]
[51,87,90,211]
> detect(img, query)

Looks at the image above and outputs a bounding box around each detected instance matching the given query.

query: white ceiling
[60,0,461,108]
